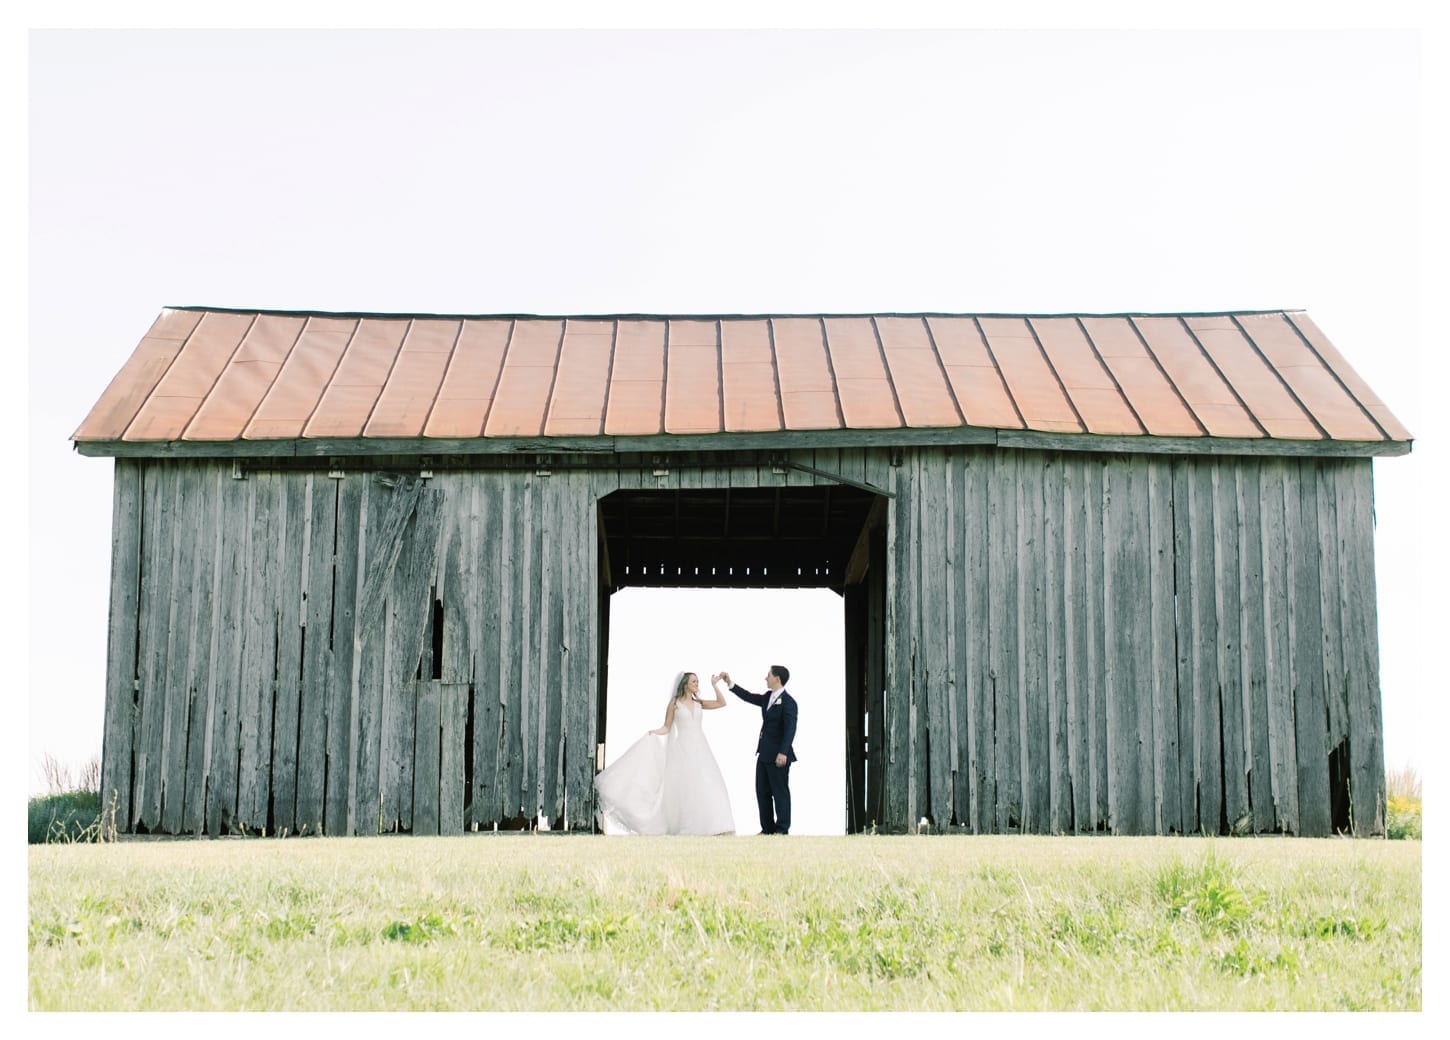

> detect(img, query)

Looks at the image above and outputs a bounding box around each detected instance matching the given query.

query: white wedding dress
[595,698,735,835]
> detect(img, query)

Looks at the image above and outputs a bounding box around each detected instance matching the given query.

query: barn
[72,308,1411,838]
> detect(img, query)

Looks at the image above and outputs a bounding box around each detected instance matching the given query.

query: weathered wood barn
[74,308,1411,838]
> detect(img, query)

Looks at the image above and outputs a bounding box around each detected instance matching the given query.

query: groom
[722,666,797,835]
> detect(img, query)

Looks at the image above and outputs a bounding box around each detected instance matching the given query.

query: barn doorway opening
[595,485,886,835]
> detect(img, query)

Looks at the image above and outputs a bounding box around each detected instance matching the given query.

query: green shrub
[28,791,104,845]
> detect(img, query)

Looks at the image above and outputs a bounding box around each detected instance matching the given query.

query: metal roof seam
[1074,316,1148,436]
[598,319,620,438]
[816,317,849,430]
[476,319,517,438]
[1124,316,1210,437]
[917,315,969,427]
[1279,313,1391,442]
[867,317,908,428]
[416,319,467,442]
[658,321,670,437]
[540,319,572,437]
[1229,315,1330,441]
[1024,318,1088,435]
[298,317,363,439]
[357,318,415,438]
[236,316,310,440]
[1174,315,1269,439]
[714,319,726,435]
[765,319,787,432]
[970,316,1028,431]
[172,312,259,442]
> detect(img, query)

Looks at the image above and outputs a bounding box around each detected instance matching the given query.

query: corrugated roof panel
[304,318,410,438]
[1286,312,1410,442]
[484,319,563,437]
[720,319,782,432]
[185,314,307,440]
[822,317,901,429]
[545,319,614,437]
[1029,318,1143,436]
[72,308,204,440]
[1132,316,1263,438]
[604,320,665,436]
[978,317,1083,434]
[924,317,1023,429]
[245,318,358,439]
[424,319,511,439]
[364,319,461,438]
[874,316,962,428]
[123,311,256,440]
[773,317,842,430]
[1077,317,1202,437]
[1184,316,1321,440]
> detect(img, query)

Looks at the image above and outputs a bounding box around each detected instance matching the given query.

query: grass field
[28,833,1420,1012]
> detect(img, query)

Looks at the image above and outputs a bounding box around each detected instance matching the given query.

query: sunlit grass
[29,834,1420,1011]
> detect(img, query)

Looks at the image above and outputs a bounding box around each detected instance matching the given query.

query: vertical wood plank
[473,474,504,827]
[1260,460,1299,832]
[181,465,221,835]
[1315,462,1349,750]
[1237,466,1274,831]
[962,449,993,833]
[1043,455,1071,833]
[500,474,525,823]
[440,681,469,833]
[101,459,144,831]
[412,679,442,835]
[270,473,307,834]
[133,463,175,831]
[326,473,363,836]
[1212,461,1250,832]
[1148,458,1180,834]
[1084,458,1109,831]
[1018,453,1050,833]
[922,449,952,829]
[1103,455,1147,834]
[1288,458,1331,836]
[295,474,335,834]
[1063,458,1090,833]
[159,462,197,834]
[1171,458,1197,831]
[563,470,599,831]
[206,471,248,836]
[1337,460,1386,835]
[988,450,1021,830]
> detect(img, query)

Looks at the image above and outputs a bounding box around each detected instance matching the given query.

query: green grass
[28,834,1420,1011]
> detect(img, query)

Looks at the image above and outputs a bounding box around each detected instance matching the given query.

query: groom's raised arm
[728,682,769,708]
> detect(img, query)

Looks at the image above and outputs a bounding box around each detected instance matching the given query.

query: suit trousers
[755,754,791,834]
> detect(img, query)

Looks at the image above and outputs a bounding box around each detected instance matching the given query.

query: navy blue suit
[730,684,797,834]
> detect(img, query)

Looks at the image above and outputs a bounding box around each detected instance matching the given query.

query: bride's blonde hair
[673,671,697,701]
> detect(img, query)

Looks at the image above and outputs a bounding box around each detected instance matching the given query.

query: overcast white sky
[19,14,1441,853]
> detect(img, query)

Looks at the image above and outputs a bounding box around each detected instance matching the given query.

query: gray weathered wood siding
[98,445,1386,838]
[881,447,1385,836]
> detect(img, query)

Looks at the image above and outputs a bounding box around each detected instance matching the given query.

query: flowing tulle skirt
[595,702,735,835]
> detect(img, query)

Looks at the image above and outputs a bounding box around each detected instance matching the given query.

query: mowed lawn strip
[29,834,1420,1011]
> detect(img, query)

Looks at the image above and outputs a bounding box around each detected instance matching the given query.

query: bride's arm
[702,673,728,709]
[651,697,677,735]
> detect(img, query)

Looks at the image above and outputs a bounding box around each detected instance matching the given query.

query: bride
[594,671,735,835]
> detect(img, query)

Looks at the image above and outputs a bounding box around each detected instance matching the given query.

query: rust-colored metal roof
[72,308,1412,450]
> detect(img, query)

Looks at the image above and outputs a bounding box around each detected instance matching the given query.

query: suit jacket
[729,684,798,763]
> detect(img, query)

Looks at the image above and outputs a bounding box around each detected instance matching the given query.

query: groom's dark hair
[770,665,790,686]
